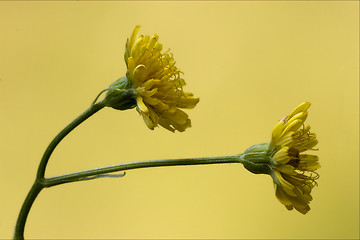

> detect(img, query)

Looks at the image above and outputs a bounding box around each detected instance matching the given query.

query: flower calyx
[104,76,137,110]
[239,143,278,175]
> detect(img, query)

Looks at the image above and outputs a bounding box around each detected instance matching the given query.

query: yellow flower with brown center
[269,102,320,214]
[122,25,199,132]
[240,102,320,214]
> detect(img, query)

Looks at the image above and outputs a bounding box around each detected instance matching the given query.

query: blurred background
[0,1,358,239]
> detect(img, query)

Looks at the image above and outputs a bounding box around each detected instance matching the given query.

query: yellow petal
[271,121,285,146]
[140,88,158,97]
[177,96,200,109]
[274,171,297,197]
[127,57,136,80]
[285,112,308,128]
[287,192,311,214]
[140,111,155,130]
[276,132,293,147]
[288,102,311,119]
[299,154,321,170]
[128,25,141,52]
[167,105,178,113]
[158,119,176,132]
[147,34,159,50]
[275,184,293,206]
[136,96,149,114]
[280,119,302,138]
[148,108,159,126]
[142,79,158,90]
[300,133,318,150]
[273,146,290,164]
[276,165,297,175]
[163,109,188,125]
[143,96,161,105]
[171,119,191,132]
[130,35,144,58]
[154,42,163,51]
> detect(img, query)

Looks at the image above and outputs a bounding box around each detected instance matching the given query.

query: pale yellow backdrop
[0,1,359,239]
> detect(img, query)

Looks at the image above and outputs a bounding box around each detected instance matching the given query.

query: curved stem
[44,155,241,187]
[14,101,106,240]
[37,101,106,179]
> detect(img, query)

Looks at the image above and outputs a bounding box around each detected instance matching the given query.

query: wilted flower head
[104,25,199,132]
[240,102,320,214]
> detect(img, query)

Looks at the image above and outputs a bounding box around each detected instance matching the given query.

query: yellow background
[0,1,359,239]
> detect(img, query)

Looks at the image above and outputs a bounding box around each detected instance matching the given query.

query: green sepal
[104,76,137,110]
[241,143,277,175]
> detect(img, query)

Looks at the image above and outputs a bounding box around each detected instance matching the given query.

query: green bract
[104,76,137,110]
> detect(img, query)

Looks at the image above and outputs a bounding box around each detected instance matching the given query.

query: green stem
[14,101,106,240]
[13,98,246,239]
[13,181,43,240]
[43,155,241,187]
[37,101,106,179]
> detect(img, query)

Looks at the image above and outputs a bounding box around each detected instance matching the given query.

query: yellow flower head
[123,25,199,132]
[269,102,320,214]
[240,102,320,214]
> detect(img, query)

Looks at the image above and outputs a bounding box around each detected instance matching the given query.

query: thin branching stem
[13,99,245,240]
[14,101,106,240]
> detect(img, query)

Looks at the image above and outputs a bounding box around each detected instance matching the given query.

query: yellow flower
[123,25,199,132]
[269,102,320,214]
[240,102,320,214]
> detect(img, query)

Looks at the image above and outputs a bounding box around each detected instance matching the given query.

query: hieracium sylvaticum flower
[239,102,320,214]
[103,25,199,132]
